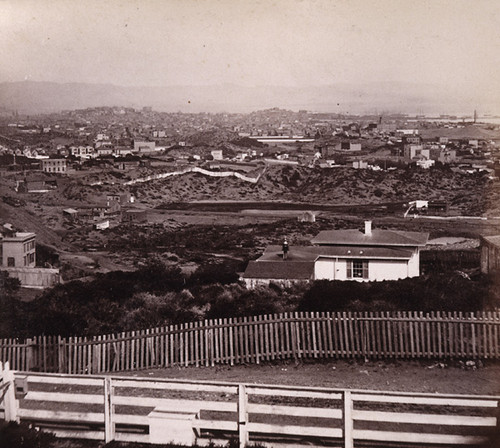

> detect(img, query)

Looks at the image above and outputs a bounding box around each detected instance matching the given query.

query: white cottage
[242,222,428,287]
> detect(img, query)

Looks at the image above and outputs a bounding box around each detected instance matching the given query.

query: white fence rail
[1,362,499,447]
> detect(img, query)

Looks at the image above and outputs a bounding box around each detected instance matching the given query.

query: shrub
[0,421,56,448]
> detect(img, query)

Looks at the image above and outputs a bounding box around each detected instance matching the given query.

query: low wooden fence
[1,311,500,374]
[1,362,499,447]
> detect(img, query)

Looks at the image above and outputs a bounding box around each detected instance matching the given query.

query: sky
[1,0,499,98]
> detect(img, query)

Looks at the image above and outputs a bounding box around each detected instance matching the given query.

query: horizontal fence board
[193,419,238,431]
[115,379,237,394]
[25,392,104,404]
[353,410,497,426]
[250,387,342,400]
[25,376,103,386]
[248,404,343,419]
[353,430,489,445]
[351,393,499,407]
[20,409,149,427]
[248,422,343,438]
[18,409,104,423]
[115,398,236,412]
[47,429,105,440]
[114,433,150,443]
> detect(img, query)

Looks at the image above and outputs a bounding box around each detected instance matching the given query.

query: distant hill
[1,81,497,115]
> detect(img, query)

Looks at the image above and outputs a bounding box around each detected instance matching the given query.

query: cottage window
[347,260,368,279]
[7,257,15,267]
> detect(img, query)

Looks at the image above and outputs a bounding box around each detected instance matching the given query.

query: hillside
[0,200,68,248]
[120,165,492,216]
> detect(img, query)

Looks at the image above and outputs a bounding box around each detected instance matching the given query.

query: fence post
[343,390,353,448]
[238,384,249,448]
[0,362,19,423]
[25,338,33,372]
[104,377,115,442]
[58,336,65,373]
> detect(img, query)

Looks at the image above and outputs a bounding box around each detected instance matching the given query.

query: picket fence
[1,362,499,447]
[1,311,500,374]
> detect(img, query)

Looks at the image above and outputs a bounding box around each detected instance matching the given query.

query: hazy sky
[1,0,499,92]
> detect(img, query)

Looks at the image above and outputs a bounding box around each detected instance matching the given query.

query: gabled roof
[482,235,500,248]
[242,260,314,280]
[311,229,429,247]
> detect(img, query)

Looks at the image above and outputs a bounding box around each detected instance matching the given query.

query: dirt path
[122,359,500,396]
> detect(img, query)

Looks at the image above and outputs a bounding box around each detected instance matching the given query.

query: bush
[298,273,496,313]
[0,421,56,448]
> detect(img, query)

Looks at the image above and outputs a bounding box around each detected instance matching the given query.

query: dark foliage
[298,273,498,313]
[0,422,56,448]
[35,243,60,267]
[2,257,498,339]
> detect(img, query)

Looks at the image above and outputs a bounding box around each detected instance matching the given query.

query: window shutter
[362,261,369,279]
[347,261,352,278]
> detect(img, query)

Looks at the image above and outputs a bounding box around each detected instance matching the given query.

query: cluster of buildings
[0,107,498,178]
[62,192,146,230]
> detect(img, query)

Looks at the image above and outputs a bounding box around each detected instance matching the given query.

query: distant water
[479,117,500,125]
[409,117,500,125]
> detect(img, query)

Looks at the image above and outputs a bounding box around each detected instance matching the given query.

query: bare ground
[121,359,500,396]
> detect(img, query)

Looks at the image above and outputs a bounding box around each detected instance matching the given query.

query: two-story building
[41,158,67,174]
[1,232,61,288]
[1,232,36,267]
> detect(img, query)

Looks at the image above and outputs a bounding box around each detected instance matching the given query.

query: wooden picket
[0,311,500,373]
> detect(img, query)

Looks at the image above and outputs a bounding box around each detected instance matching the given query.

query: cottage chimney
[364,221,372,236]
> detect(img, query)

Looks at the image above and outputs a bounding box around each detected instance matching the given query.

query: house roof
[311,229,429,247]
[2,232,36,242]
[259,245,415,261]
[242,261,315,280]
[482,235,500,248]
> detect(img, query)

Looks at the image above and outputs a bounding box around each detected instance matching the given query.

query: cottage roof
[259,245,414,261]
[482,235,500,248]
[311,229,428,247]
[242,260,314,280]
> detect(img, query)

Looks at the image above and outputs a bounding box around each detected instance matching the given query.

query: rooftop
[1,232,36,242]
[259,245,415,261]
[311,228,429,247]
[482,235,500,248]
[242,260,314,280]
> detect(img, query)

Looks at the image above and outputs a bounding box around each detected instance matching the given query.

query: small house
[133,141,156,153]
[480,235,500,274]
[211,149,223,160]
[242,221,428,287]
[122,209,148,224]
[63,208,78,221]
[337,142,362,151]
[94,220,110,231]
[298,211,316,223]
